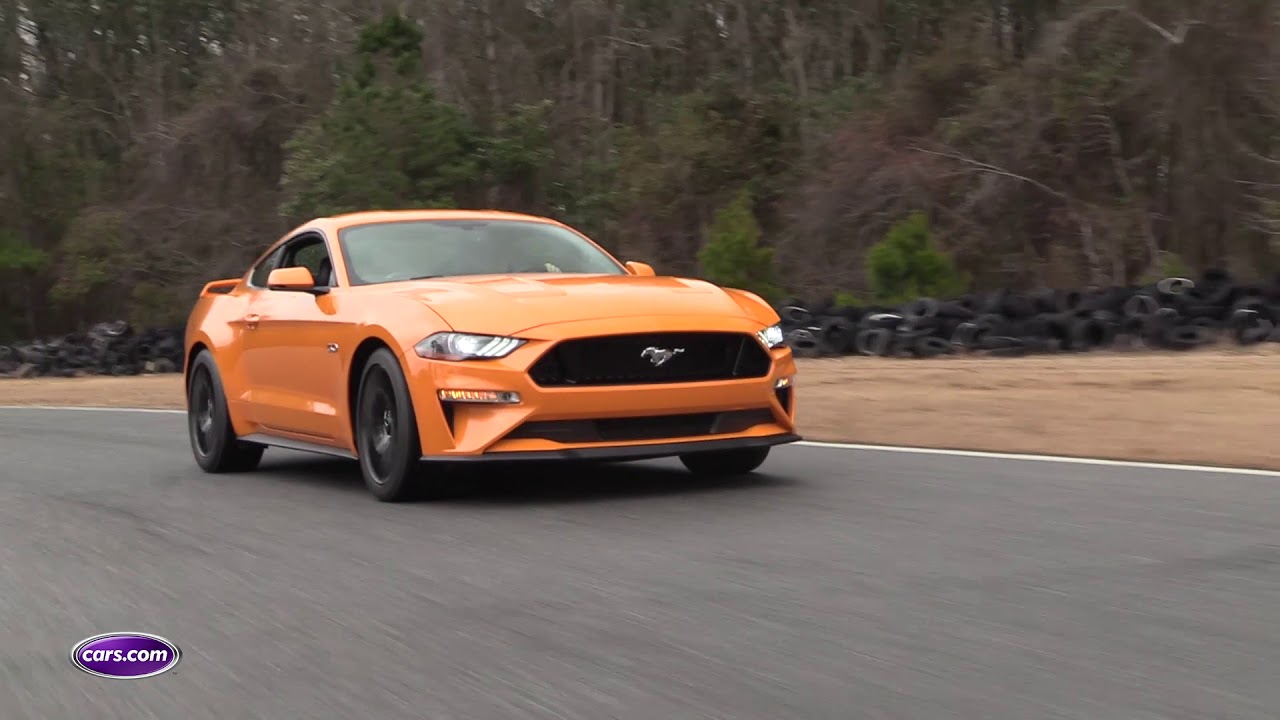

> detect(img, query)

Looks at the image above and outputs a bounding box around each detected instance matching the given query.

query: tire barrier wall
[1,269,1278,377]
[1,321,185,378]
[776,270,1280,359]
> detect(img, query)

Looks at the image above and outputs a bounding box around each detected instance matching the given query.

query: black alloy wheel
[187,350,264,473]
[355,348,425,502]
[190,365,217,457]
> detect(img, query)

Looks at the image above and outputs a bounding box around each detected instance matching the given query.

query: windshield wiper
[406,274,445,281]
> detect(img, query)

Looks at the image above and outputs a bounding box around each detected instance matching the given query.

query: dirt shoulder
[3,348,1278,470]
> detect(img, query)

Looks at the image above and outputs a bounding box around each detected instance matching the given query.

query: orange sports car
[183,209,800,501]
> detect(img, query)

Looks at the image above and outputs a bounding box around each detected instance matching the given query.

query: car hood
[391,274,748,335]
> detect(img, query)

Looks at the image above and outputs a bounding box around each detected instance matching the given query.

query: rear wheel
[354,348,425,502]
[678,446,771,476]
[187,351,264,473]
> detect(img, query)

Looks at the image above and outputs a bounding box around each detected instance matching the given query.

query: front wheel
[354,348,426,502]
[678,446,771,476]
[187,351,264,473]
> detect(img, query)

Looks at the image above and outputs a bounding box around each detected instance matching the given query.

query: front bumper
[401,315,800,460]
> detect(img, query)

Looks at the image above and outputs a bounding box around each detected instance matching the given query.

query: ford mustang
[183,209,800,501]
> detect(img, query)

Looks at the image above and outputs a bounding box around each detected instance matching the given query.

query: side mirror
[625,261,656,277]
[267,266,326,294]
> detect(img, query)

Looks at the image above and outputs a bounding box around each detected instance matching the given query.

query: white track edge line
[793,441,1280,477]
[1,405,1277,477]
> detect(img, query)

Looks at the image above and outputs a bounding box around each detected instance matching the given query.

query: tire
[187,351,265,473]
[353,348,425,502]
[679,446,771,477]
[912,335,951,358]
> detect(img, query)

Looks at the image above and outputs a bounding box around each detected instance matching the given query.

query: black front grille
[527,332,772,387]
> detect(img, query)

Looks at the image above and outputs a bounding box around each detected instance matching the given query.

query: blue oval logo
[70,632,182,679]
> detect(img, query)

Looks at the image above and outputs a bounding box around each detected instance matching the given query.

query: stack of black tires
[0,321,185,378]
[776,270,1280,358]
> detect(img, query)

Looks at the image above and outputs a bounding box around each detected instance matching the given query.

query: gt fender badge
[641,346,684,367]
[70,632,182,679]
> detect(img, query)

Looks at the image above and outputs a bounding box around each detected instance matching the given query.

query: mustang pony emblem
[640,346,684,367]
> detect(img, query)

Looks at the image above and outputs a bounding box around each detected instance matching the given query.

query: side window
[290,241,328,281]
[276,234,333,286]
[248,248,281,288]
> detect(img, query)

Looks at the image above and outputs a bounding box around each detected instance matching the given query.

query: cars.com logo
[69,633,181,679]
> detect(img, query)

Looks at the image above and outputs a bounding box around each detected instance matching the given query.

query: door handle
[243,313,261,329]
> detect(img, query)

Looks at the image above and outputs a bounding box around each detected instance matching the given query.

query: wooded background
[1,0,1277,340]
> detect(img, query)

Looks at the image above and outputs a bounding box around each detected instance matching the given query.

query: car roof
[317,209,564,231]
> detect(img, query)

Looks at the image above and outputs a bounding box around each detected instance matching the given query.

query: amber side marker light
[437,389,522,404]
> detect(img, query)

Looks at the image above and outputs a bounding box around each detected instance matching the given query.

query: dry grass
[796,346,1280,470]
[3,347,1279,470]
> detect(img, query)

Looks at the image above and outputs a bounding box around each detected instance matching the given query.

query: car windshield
[338,219,626,286]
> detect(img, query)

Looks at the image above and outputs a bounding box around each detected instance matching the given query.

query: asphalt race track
[3,408,1280,719]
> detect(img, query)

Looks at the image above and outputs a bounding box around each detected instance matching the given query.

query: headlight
[756,323,786,349]
[414,332,526,361]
